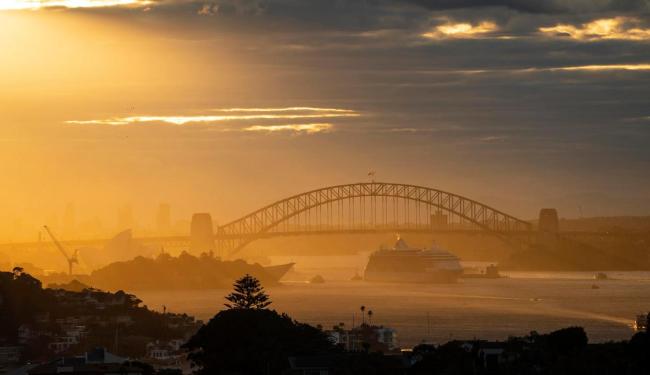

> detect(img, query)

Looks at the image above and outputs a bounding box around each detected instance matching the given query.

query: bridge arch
[216,182,532,256]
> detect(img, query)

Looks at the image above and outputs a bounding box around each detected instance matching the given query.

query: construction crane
[43,225,78,276]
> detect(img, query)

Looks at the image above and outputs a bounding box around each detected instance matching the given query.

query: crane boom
[43,225,77,276]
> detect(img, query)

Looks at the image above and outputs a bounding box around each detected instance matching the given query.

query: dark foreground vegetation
[3,272,650,374]
[186,312,650,375]
[184,275,650,375]
[0,268,200,362]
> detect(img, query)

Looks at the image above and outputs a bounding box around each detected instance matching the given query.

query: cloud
[67,113,359,126]
[540,17,650,41]
[215,107,357,113]
[457,64,650,74]
[544,64,650,71]
[0,0,153,10]
[65,107,359,131]
[402,0,650,15]
[422,21,499,39]
[198,2,218,16]
[244,123,333,133]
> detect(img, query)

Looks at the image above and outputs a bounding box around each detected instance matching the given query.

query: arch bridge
[216,182,533,256]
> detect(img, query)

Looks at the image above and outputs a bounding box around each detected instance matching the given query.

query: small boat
[594,272,608,280]
[310,274,325,284]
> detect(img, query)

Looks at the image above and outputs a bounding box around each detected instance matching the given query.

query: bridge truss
[216,182,532,256]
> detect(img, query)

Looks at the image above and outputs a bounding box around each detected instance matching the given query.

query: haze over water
[136,271,650,347]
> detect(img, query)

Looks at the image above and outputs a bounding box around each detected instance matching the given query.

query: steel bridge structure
[0,182,538,258]
[216,182,533,256]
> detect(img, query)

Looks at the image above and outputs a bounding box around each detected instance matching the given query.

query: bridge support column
[537,208,559,250]
[190,213,216,255]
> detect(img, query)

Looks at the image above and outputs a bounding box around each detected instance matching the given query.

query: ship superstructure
[364,237,462,283]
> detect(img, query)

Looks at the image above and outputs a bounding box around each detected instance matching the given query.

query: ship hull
[364,269,461,283]
[264,263,295,281]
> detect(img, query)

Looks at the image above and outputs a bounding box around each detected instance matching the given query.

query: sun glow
[0,0,152,10]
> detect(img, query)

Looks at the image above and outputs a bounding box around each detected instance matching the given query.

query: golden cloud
[422,21,498,39]
[244,123,333,134]
[539,17,650,41]
[549,64,650,71]
[66,107,359,133]
[514,64,650,73]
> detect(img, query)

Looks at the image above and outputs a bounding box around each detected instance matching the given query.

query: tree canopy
[224,274,271,310]
[184,308,336,374]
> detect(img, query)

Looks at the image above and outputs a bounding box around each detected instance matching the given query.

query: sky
[0,0,649,241]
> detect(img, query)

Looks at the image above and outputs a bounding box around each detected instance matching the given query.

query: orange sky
[1,2,649,242]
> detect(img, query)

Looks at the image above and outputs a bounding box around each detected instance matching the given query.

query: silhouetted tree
[547,326,588,355]
[184,309,336,374]
[360,305,366,325]
[224,274,271,310]
[368,309,374,325]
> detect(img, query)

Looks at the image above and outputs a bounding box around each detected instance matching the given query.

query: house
[478,342,506,371]
[144,340,190,374]
[27,362,145,375]
[18,325,53,345]
[147,342,174,361]
[447,340,517,372]
[27,347,132,375]
[0,346,21,365]
[327,324,398,352]
[47,337,75,354]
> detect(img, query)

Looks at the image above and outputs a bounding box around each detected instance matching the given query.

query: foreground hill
[0,269,200,360]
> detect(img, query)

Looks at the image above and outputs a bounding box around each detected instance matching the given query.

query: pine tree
[224,274,272,310]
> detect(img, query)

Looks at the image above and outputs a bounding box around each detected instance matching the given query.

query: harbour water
[135,271,650,347]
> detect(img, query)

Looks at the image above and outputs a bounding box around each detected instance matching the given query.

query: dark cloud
[400,0,650,15]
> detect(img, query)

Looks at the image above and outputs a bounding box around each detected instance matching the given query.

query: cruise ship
[364,237,463,283]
